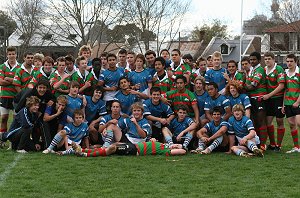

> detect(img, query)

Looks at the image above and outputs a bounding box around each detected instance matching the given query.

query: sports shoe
[190,147,204,154]
[200,148,212,155]
[267,145,276,151]
[240,152,253,158]
[253,148,264,157]
[17,149,28,154]
[260,144,266,151]
[274,146,281,152]
[286,147,300,153]
[42,148,55,154]
[71,142,81,152]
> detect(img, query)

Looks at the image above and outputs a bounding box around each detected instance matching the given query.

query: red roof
[264,20,300,33]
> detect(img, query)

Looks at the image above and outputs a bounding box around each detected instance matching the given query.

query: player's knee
[59,130,67,137]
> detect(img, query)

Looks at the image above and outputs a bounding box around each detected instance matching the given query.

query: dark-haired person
[98,53,125,112]
[65,55,77,75]
[116,48,128,68]
[282,54,300,153]
[223,60,245,87]
[204,82,231,122]
[168,49,192,89]
[28,56,55,88]
[13,52,35,93]
[50,57,71,97]
[152,57,173,95]
[145,50,157,77]
[162,105,197,150]
[194,76,209,126]
[244,51,268,151]
[160,49,171,68]
[261,52,286,151]
[163,75,199,125]
[192,107,229,154]
[0,96,42,153]
[128,54,152,95]
[0,46,21,133]
[143,87,175,142]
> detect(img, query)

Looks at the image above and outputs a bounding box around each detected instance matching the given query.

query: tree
[190,20,229,44]
[123,0,191,53]
[8,0,45,57]
[46,0,128,56]
[277,0,300,24]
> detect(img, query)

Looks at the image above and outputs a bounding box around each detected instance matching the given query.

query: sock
[277,128,285,147]
[87,148,107,157]
[267,125,276,146]
[246,140,258,151]
[198,139,206,150]
[48,133,62,150]
[233,148,244,156]
[291,129,299,149]
[258,126,268,148]
[102,130,114,148]
[164,135,173,145]
[182,133,193,149]
[208,136,223,152]
[61,147,75,155]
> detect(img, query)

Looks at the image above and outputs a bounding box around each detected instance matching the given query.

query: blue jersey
[66,95,83,118]
[64,122,88,144]
[99,67,125,87]
[128,69,152,92]
[146,67,156,77]
[204,94,230,115]
[114,91,139,115]
[99,114,122,126]
[228,94,251,109]
[44,105,67,126]
[204,119,229,136]
[228,115,255,138]
[143,99,174,118]
[168,117,194,137]
[84,96,107,123]
[118,117,152,139]
[205,68,227,92]
[195,91,209,117]
[99,67,125,101]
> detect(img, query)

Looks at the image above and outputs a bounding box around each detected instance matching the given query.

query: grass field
[0,119,300,197]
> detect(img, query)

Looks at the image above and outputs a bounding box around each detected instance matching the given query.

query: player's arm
[293,92,300,108]
[208,126,227,142]
[222,107,232,121]
[192,103,200,124]
[129,89,149,99]
[179,122,197,136]
[205,110,213,122]
[245,108,251,118]
[263,82,285,100]
[0,77,12,86]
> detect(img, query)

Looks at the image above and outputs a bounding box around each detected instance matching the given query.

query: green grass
[0,118,299,197]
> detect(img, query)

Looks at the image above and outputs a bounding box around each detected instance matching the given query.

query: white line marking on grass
[0,154,23,187]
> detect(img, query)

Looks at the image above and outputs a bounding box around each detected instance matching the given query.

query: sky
[180,0,273,37]
[0,0,273,37]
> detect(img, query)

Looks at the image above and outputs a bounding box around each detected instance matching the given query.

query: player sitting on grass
[228,104,264,157]
[162,105,197,150]
[42,109,89,155]
[72,139,186,157]
[191,107,229,154]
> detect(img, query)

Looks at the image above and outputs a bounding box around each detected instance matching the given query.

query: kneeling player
[228,104,264,157]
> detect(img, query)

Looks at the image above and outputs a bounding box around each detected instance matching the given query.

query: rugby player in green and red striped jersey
[50,57,71,98]
[0,46,20,133]
[73,140,186,157]
[152,57,173,95]
[244,52,268,151]
[282,54,300,153]
[261,52,286,151]
[71,56,97,96]
[12,52,34,93]
[162,75,199,125]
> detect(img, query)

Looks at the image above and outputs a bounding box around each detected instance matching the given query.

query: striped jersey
[152,71,173,94]
[265,64,285,98]
[246,64,267,98]
[13,64,34,89]
[49,71,71,98]
[284,67,300,106]
[64,122,88,144]
[71,69,98,96]
[195,91,209,117]
[228,94,251,109]
[227,115,255,138]
[0,61,20,98]
[204,119,229,136]
[165,89,197,117]
[136,141,171,156]
[29,67,55,87]
[84,96,106,124]
[168,116,194,137]
[114,91,139,115]
[204,94,230,115]
[118,117,152,139]
[205,67,227,92]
